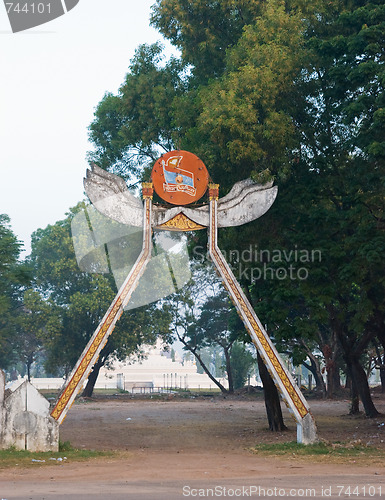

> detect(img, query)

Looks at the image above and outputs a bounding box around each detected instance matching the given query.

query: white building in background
[97,339,227,392]
[23,340,228,392]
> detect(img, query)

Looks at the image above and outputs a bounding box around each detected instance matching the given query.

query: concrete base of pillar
[297,412,318,445]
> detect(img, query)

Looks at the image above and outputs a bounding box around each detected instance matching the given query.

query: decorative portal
[51,151,318,444]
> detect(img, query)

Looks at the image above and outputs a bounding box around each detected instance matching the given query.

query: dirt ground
[1,392,385,499]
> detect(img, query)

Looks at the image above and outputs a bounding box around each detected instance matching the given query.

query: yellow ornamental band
[208,183,219,201]
[142,182,154,199]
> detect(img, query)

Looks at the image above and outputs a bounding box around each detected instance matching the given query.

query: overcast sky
[0,0,175,255]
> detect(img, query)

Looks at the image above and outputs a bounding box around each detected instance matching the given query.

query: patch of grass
[0,442,114,469]
[253,440,385,461]
[58,440,74,452]
[188,388,222,394]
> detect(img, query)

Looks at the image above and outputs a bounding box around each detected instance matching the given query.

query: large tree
[13,289,61,381]
[286,0,385,415]
[241,0,385,415]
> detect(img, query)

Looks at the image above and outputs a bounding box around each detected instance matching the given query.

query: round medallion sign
[152,150,209,205]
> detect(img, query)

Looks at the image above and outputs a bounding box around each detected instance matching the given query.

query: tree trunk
[345,362,360,414]
[302,351,326,396]
[82,357,104,398]
[374,343,385,393]
[25,352,36,382]
[332,360,342,393]
[257,352,287,431]
[323,344,336,398]
[349,375,360,415]
[331,314,380,418]
[349,356,380,417]
[224,346,234,394]
[380,365,385,394]
[318,327,342,397]
[345,372,351,390]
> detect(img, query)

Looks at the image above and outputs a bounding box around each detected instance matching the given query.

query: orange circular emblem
[152,150,209,205]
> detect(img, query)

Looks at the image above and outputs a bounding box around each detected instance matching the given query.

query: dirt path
[1,396,385,499]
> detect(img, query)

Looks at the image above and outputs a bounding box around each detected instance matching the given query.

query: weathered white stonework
[0,370,59,452]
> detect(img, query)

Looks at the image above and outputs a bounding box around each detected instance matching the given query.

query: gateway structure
[50,151,317,444]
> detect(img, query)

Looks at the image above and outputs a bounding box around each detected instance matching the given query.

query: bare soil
[59,392,385,453]
[1,391,385,499]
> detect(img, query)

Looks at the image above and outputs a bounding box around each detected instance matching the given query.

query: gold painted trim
[158,213,206,231]
[51,199,153,423]
[208,200,309,420]
[208,183,219,201]
[142,182,154,199]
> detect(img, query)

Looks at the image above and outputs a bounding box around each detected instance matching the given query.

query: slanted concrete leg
[51,190,153,424]
[208,187,318,444]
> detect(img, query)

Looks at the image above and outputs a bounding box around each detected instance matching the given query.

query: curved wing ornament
[84,164,278,229]
[218,179,277,227]
[84,164,143,227]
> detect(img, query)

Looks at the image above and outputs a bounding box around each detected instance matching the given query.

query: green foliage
[196,0,306,182]
[151,0,263,84]
[89,0,309,187]
[0,215,31,369]
[230,342,256,390]
[12,289,61,379]
[58,440,73,451]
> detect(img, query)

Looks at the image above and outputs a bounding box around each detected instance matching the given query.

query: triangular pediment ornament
[158,212,206,231]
